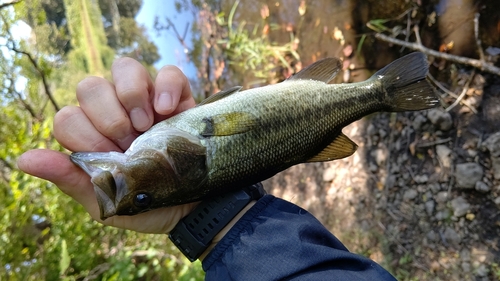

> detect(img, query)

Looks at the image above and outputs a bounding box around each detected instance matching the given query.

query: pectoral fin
[202,112,258,136]
[197,86,242,106]
[307,133,358,162]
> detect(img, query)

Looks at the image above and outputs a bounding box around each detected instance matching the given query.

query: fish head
[70,150,180,220]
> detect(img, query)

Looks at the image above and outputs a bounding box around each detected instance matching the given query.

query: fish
[70,52,439,220]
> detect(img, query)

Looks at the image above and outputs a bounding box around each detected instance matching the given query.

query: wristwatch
[169,183,266,261]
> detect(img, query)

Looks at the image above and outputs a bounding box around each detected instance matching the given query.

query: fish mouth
[94,184,118,220]
[70,152,129,220]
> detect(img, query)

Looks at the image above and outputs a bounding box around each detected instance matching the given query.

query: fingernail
[158,92,173,113]
[130,107,149,131]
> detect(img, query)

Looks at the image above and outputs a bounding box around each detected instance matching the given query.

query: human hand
[17,58,198,234]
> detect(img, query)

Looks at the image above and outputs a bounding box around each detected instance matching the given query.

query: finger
[76,76,137,150]
[154,65,196,120]
[112,58,155,132]
[54,106,122,152]
[17,149,100,217]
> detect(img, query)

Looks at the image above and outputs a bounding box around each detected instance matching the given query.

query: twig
[374,33,500,76]
[0,0,21,10]
[10,46,60,111]
[445,70,475,112]
[427,72,477,113]
[417,138,452,148]
[474,13,485,62]
[1,13,60,112]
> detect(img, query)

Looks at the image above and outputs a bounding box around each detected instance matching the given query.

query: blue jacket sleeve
[202,195,396,281]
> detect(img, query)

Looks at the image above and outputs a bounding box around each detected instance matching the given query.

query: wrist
[199,200,256,261]
[168,184,266,262]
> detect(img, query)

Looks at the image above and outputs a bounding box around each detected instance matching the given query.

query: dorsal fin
[287,58,342,83]
[197,86,242,106]
[307,133,358,162]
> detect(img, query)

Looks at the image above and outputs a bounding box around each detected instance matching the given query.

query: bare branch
[374,33,500,76]
[0,0,22,10]
[9,46,60,112]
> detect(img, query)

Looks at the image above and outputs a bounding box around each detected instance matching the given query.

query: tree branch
[10,46,60,112]
[374,33,500,76]
[0,0,22,10]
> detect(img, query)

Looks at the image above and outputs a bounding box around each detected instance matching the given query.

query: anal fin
[202,112,258,136]
[307,133,358,162]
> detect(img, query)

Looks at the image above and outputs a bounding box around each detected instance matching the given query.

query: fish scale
[70,52,440,219]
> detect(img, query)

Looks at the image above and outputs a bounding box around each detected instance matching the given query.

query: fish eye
[134,193,152,208]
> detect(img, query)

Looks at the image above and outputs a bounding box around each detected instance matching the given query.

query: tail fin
[373,52,439,111]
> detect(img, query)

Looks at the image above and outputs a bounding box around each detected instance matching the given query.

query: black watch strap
[168,183,266,262]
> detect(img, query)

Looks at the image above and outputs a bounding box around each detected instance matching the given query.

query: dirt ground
[263,72,500,280]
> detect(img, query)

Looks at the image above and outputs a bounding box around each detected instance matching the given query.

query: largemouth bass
[71,52,439,219]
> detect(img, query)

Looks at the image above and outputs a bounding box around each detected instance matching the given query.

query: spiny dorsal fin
[307,133,358,162]
[287,57,342,83]
[201,112,258,137]
[197,86,242,106]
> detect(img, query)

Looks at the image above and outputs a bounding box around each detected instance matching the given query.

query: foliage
[0,1,202,280]
[215,0,299,83]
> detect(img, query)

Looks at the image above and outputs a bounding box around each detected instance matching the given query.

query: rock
[436,145,453,168]
[429,182,441,193]
[461,262,471,273]
[426,230,438,242]
[322,166,336,182]
[412,114,427,130]
[451,196,471,217]
[455,163,483,189]
[492,157,500,180]
[483,132,500,180]
[436,209,451,221]
[435,191,450,203]
[427,108,453,131]
[425,200,435,216]
[483,132,500,157]
[414,174,429,184]
[374,146,388,166]
[475,181,490,193]
[443,227,461,245]
[475,264,489,277]
[494,196,500,206]
[403,189,418,201]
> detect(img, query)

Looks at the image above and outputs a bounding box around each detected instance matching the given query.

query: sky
[135,1,197,79]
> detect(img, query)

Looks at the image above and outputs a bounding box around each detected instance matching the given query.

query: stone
[494,196,500,206]
[435,191,450,203]
[403,189,418,201]
[412,114,427,130]
[483,132,500,157]
[436,209,451,221]
[475,181,490,193]
[455,163,484,189]
[414,174,429,184]
[475,264,489,277]
[426,230,438,242]
[492,157,500,180]
[451,196,471,217]
[461,262,471,273]
[322,166,336,182]
[425,200,435,216]
[483,132,500,180]
[443,227,461,245]
[427,108,453,131]
[436,145,453,168]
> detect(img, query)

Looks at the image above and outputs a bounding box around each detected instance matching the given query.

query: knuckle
[100,115,130,137]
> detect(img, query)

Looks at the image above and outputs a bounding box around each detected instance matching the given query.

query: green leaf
[59,239,70,276]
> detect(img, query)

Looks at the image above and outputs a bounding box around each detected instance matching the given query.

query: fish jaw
[70,152,129,219]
